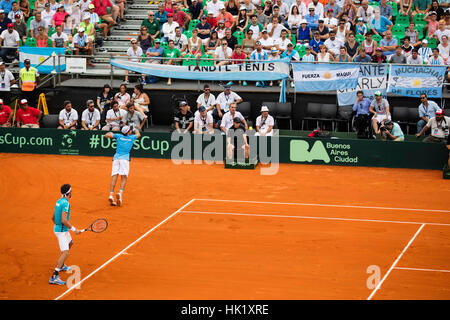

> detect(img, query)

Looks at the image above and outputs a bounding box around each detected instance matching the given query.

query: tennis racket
[81,218,108,233]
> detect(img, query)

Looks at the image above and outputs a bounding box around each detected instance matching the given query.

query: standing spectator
[407,48,424,64]
[13,13,27,44]
[15,99,42,128]
[19,59,39,107]
[102,101,126,131]
[0,61,14,104]
[379,30,397,58]
[214,85,243,127]
[125,102,147,132]
[141,11,160,41]
[369,91,391,136]
[57,100,78,130]
[196,84,216,116]
[255,105,274,136]
[72,27,94,67]
[416,108,449,143]
[161,13,179,43]
[164,39,181,85]
[389,45,407,63]
[417,93,440,134]
[424,11,440,38]
[115,83,131,110]
[174,100,194,133]
[0,97,11,126]
[214,38,233,65]
[0,22,19,63]
[353,90,372,138]
[194,106,214,134]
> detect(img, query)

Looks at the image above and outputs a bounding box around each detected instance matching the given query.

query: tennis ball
[249,126,253,130]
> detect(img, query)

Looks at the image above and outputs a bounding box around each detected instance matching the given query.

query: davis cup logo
[61,131,76,148]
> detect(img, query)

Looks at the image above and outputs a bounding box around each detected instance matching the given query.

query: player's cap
[179,101,188,107]
[7,23,13,27]
[436,108,444,115]
[20,99,28,104]
[78,27,85,32]
[88,3,95,9]
[60,184,71,195]
[121,125,131,134]
[261,105,269,112]
[374,91,382,96]
[422,39,428,43]
[199,106,206,112]
[233,117,241,123]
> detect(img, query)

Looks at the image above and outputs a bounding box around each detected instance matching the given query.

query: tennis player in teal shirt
[49,184,81,286]
[105,125,141,206]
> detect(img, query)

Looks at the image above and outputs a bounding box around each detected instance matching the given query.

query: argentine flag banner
[110,58,290,81]
[19,46,66,74]
[387,65,447,98]
[293,62,360,92]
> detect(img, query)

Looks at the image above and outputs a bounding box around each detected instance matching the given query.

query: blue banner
[387,65,447,98]
[337,64,388,106]
[19,46,66,74]
[293,62,360,92]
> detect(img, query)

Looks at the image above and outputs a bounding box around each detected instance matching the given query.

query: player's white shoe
[109,195,117,206]
[116,192,122,206]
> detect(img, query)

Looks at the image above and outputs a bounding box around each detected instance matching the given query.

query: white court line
[195,198,450,213]
[54,198,196,300]
[181,210,450,227]
[367,224,426,300]
[394,267,450,273]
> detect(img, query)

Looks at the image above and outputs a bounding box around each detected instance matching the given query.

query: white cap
[0,99,3,104]
[308,3,315,9]
[422,39,428,43]
[78,27,85,32]
[121,125,131,134]
[261,106,269,112]
[20,99,28,104]
[300,19,307,24]
[83,13,90,20]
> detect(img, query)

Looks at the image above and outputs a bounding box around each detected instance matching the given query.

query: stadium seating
[273,102,293,130]
[392,107,409,133]
[335,105,354,132]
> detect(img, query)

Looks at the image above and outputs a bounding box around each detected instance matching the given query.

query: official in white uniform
[255,105,275,136]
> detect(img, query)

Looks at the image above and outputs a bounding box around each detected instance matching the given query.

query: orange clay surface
[0,153,449,300]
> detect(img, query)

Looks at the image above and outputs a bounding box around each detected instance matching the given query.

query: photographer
[380,120,404,142]
[416,109,450,143]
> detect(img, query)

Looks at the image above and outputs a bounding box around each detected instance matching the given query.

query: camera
[380,125,388,132]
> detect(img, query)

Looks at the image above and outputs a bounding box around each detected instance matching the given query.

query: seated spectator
[174,100,194,133]
[15,99,41,128]
[0,98,12,126]
[186,28,203,59]
[214,85,243,126]
[125,38,143,84]
[164,39,181,85]
[35,25,49,47]
[225,0,240,18]
[73,27,93,67]
[92,0,118,31]
[217,6,234,29]
[174,5,189,30]
[241,29,255,57]
[381,120,404,141]
[267,15,287,41]
[214,38,232,65]
[71,2,82,27]
[196,15,211,44]
[417,93,440,134]
[51,24,68,48]
[379,30,397,57]
[18,0,30,21]
[309,31,324,55]
[357,0,374,24]
[273,0,288,19]
[334,19,349,43]
[137,26,153,54]
[369,91,391,136]
[404,23,421,48]
[163,0,173,15]
[250,41,268,86]
[255,105,274,136]
[12,13,27,44]
[297,19,312,44]
[206,11,217,30]
[371,46,387,63]
[400,0,413,17]
[30,11,46,38]
[288,4,302,31]
[162,13,179,43]
[0,0,13,16]
[428,47,445,64]
[125,102,147,132]
[146,39,164,64]
[81,99,101,130]
[115,0,126,23]
[194,106,214,134]
[356,17,368,36]
[379,0,393,21]
[402,36,414,57]
[369,7,392,36]
[345,32,359,59]
[246,14,263,40]
[353,47,372,62]
[170,27,188,54]
[438,35,449,64]
[424,11,440,38]
[407,48,424,64]
[189,0,203,21]
[432,0,445,20]
[323,8,338,30]
[362,31,377,56]
[52,5,68,27]
[389,45,407,63]
[412,0,432,17]
[79,14,95,45]
[40,3,54,30]
[115,84,131,110]
[434,20,450,43]
[259,29,274,53]
[207,0,224,18]
[131,84,150,114]
[8,1,23,21]
[275,28,291,53]
[0,61,14,104]
[236,8,249,32]
[142,10,160,41]
[226,117,249,161]
[316,18,330,41]
[305,5,319,32]
[220,102,247,134]
[216,20,227,39]
[336,46,352,62]
[317,44,333,61]
[353,90,372,138]
[418,38,433,63]
[281,42,300,61]
[102,101,126,131]
[61,14,74,42]
[34,0,46,14]
[302,44,316,61]
[324,30,342,56]
[57,100,78,130]
[416,108,449,143]
[263,0,273,17]
[206,30,219,54]
[256,4,269,27]
[0,22,19,63]
[196,84,216,115]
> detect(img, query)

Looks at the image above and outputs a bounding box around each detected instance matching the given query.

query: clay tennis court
[0,153,449,300]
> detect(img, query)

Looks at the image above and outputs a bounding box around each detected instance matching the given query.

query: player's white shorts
[373,114,391,123]
[111,159,130,176]
[54,231,72,251]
